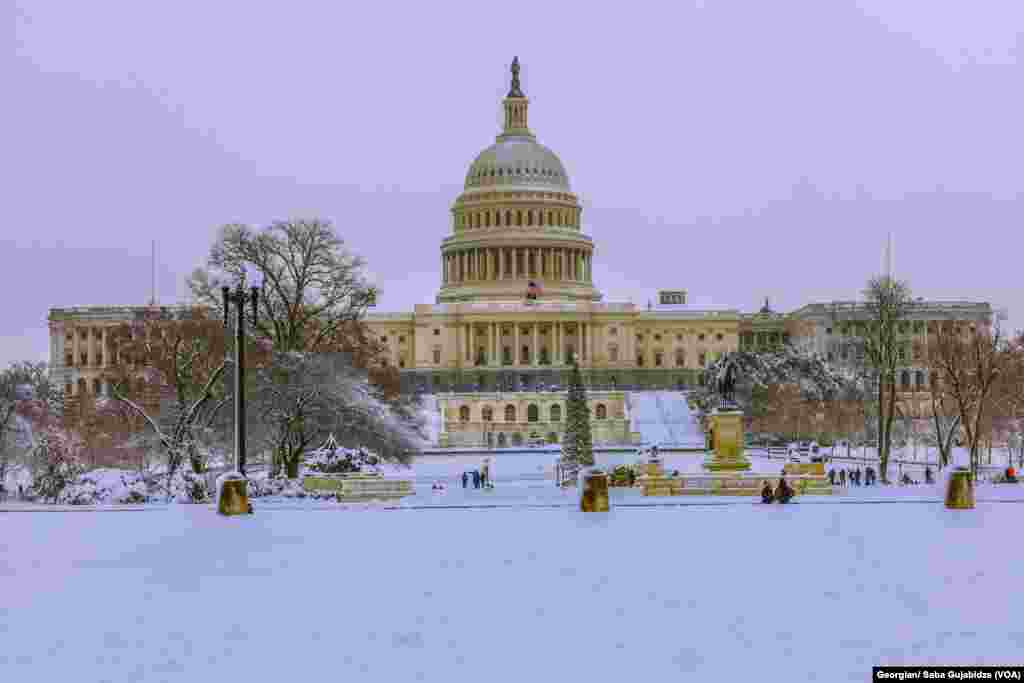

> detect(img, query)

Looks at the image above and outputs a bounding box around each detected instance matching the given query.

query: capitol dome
[464,138,570,191]
[437,58,601,305]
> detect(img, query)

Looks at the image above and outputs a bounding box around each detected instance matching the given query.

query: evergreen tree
[560,356,594,475]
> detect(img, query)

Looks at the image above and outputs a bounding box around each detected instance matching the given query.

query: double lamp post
[222,277,259,477]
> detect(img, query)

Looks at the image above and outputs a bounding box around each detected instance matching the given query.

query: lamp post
[222,277,260,476]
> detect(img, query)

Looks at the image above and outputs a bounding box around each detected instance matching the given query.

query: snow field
[3,501,1023,682]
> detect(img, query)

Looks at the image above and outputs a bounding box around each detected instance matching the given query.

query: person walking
[840,469,847,487]
[462,471,469,489]
[472,470,480,489]
[828,469,836,486]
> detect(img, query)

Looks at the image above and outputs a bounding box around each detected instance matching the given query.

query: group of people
[0,483,26,502]
[827,465,935,487]
[828,466,876,487]
[761,477,795,504]
[461,469,491,489]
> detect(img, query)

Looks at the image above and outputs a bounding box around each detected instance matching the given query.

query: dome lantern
[499,56,534,141]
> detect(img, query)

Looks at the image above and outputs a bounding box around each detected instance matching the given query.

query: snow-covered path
[4,500,1023,682]
[627,391,704,447]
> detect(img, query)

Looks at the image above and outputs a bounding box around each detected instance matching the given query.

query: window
[434,328,440,336]
[595,404,607,420]
[901,371,910,389]
[654,352,663,367]
[916,371,925,388]
[521,345,529,363]
[80,352,87,366]
[897,347,906,362]
[65,383,72,396]
[654,334,661,341]
[636,334,643,341]
[698,333,705,341]
[381,336,388,343]
[527,404,539,422]
[675,349,685,367]
[676,334,682,341]
[636,354,644,367]
[609,328,617,336]
[505,405,516,422]
[399,336,405,343]
[550,404,561,422]
[826,327,833,335]
[716,333,723,342]
[503,346,512,365]
[482,406,493,422]
[699,352,706,367]
[66,354,73,367]
[433,348,441,364]
[399,358,405,368]
[608,346,618,362]
[459,406,470,422]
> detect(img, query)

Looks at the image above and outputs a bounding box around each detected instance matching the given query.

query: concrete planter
[579,468,610,512]
[217,473,252,516]
[944,468,975,509]
[302,472,414,502]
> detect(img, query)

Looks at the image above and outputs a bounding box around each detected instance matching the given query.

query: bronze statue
[508,56,524,97]
[718,358,737,407]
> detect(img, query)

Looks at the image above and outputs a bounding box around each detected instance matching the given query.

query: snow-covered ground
[4,498,1023,681]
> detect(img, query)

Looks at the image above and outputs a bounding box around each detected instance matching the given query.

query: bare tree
[251,352,424,479]
[1,362,63,486]
[100,307,256,496]
[187,219,380,358]
[831,276,914,483]
[927,317,1015,480]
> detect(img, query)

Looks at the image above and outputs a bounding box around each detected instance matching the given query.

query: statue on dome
[508,56,524,97]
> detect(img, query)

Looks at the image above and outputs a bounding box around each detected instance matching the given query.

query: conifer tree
[561,355,594,475]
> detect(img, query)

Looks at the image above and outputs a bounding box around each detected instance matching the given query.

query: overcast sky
[5,0,1022,368]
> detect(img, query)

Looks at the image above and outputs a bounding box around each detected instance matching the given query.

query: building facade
[46,60,996,448]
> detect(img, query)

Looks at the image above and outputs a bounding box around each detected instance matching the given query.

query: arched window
[655,352,664,367]
[527,404,539,422]
[550,404,562,422]
[459,405,470,422]
[675,349,685,367]
[516,211,522,226]
[636,354,645,367]
[595,404,607,420]
[495,211,502,227]
[505,404,517,422]
[506,210,512,225]
[482,406,493,422]
[527,210,533,226]
[901,370,911,389]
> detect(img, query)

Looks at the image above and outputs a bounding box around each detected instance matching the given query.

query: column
[514,324,520,366]
[556,321,563,365]
[588,323,595,364]
[100,327,107,368]
[533,324,539,366]
[498,248,504,280]
[491,322,498,366]
[560,249,566,281]
[535,248,541,279]
[469,324,475,364]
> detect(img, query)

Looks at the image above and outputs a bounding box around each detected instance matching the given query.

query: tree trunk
[286,456,300,479]
[876,377,887,483]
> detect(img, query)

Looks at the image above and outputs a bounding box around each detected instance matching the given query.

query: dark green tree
[560,356,594,475]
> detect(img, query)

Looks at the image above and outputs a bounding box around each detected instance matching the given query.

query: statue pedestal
[703,410,751,472]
